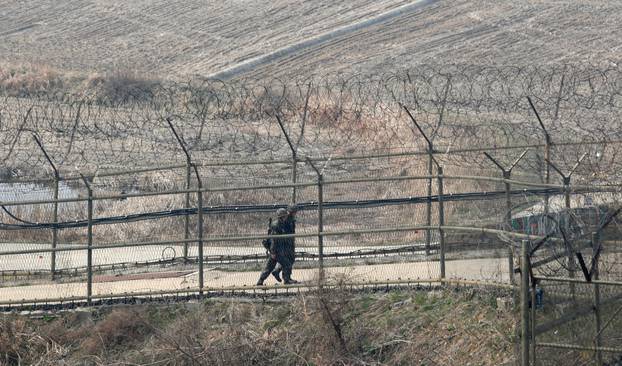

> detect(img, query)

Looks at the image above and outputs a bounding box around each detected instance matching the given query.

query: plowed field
[2,0,621,79]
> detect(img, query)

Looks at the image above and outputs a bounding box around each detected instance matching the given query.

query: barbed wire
[1,64,622,184]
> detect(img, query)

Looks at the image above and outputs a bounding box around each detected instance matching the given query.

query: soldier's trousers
[273,249,295,275]
[258,254,292,282]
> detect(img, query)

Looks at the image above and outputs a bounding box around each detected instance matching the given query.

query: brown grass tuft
[0,63,64,96]
[78,308,152,356]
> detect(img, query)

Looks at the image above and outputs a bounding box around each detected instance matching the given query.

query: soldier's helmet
[286,204,298,214]
[276,208,288,218]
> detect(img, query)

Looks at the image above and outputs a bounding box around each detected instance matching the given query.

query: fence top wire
[0,173,621,207]
[2,64,622,184]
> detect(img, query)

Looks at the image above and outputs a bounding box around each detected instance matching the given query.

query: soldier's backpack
[261,217,272,250]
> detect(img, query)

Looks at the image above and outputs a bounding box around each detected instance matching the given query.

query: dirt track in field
[0,257,508,303]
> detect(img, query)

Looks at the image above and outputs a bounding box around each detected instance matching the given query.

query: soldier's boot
[282,271,298,285]
[271,270,282,282]
[256,273,270,286]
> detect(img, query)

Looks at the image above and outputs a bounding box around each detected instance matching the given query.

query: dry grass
[0,62,157,102]
[80,71,160,103]
[0,286,516,365]
[0,63,64,97]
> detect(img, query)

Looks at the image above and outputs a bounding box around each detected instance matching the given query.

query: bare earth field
[2,0,621,79]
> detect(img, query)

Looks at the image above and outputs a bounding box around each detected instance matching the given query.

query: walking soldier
[271,204,298,282]
[256,207,298,285]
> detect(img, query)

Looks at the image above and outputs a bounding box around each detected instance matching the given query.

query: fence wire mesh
[1,67,621,363]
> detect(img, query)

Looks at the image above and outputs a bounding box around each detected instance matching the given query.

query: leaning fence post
[275,115,299,203]
[437,165,446,281]
[402,105,433,255]
[32,134,60,279]
[592,232,603,365]
[546,154,586,302]
[483,150,528,285]
[528,96,551,235]
[166,116,204,296]
[520,240,530,366]
[80,174,94,305]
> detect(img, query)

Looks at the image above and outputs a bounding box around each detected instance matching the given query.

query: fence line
[5,138,622,185]
[2,173,621,208]
[3,67,622,360]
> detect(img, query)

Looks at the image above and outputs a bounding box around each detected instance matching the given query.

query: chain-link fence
[0,150,620,306]
[1,67,622,363]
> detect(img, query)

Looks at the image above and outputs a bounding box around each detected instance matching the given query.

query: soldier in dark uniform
[256,208,297,285]
[271,204,298,283]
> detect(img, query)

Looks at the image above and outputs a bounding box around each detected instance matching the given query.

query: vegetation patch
[0,63,158,102]
[0,287,515,365]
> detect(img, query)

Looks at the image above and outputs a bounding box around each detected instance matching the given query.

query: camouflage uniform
[272,206,297,282]
[256,215,294,285]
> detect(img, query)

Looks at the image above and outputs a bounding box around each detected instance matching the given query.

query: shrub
[0,63,64,96]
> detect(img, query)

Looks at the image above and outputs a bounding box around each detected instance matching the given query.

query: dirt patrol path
[0,257,509,303]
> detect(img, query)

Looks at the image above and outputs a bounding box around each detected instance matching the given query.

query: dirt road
[0,257,508,303]
[0,243,429,271]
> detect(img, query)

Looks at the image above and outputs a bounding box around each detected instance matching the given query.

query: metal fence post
[197,175,204,296]
[80,174,94,305]
[292,154,298,203]
[528,96,551,235]
[437,166,446,281]
[546,154,586,302]
[426,149,433,256]
[483,149,528,285]
[402,105,433,256]
[318,173,324,285]
[32,134,60,279]
[564,176,576,302]
[521,240,530,366]
[530,278,537,366]
[165,117,204,296]
[184,161,191,262]
[543,141,550,233]
[305,157,325,286]
[274,115,299,204]
[52,176,59,278]
[505,170,515,285]
[592,232,603,365]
